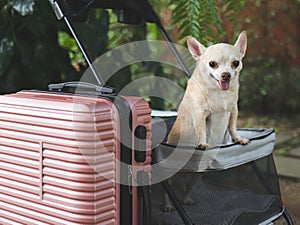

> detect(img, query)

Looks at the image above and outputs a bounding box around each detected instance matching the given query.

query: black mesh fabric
[151,155,283,225]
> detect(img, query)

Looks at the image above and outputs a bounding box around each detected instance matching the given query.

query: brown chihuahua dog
[164,31,250,211]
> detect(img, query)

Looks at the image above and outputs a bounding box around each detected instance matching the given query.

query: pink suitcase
[0,89,152,225]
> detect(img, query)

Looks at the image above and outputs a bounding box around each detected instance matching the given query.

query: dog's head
[187,31,247,91]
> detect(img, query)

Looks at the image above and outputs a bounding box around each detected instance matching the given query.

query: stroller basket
[154,128,275,172]
[151,115,291,225]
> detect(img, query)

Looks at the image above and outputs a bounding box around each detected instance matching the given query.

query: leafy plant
[276,148,287,156]
[239,61,300,114]
[0,0,109,93]
[0,1,70,92]
[170,0,246,45]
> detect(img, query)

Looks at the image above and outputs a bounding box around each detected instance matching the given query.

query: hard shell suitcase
[0,87,152,225]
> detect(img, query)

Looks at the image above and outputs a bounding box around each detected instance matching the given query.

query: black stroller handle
[49,0,105,86]
[50,0,160,23]
[49,0,192,80]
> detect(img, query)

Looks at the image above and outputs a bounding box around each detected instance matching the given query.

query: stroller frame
[49,1,293,225]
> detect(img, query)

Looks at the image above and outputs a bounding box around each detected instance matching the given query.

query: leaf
[58,31,77,52]
[10,0,35,16]
[170,0,246,44]
[0,37,14,77]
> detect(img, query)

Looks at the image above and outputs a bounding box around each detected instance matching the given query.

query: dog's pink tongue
[219,81,230,90]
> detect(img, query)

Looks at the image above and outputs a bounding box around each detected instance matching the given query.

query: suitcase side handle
[48,81,114,94]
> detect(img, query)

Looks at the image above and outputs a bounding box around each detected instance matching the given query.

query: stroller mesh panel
[152,155,282,225]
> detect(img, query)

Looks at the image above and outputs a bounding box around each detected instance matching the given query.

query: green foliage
[73,9,109,59]
[0,0,109,93]
[58,9,109,68]
[0,0,71,92]
[276,148,287,156]
[0,0,298,115]
[239,58,300,114]
[170,0,246,45]
[0,37,14,77]
[104,11,148,93]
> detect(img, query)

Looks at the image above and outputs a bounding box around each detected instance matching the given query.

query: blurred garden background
[1,0,299,114]
[0,0,299,223]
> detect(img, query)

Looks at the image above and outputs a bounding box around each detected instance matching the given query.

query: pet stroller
[151,114,294,225]
[5,0,291,224]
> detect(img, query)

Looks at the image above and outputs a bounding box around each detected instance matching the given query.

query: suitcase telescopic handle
[48,82,114,94]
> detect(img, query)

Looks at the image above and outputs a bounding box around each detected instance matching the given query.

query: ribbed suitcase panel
[0,92,120,224]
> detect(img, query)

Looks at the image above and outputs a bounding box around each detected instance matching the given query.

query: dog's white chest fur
[205,90,237,145]
[206,111,231,145]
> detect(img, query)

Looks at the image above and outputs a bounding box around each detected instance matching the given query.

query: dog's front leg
[193,113,210,149]
[163,179,174,212]
[229,104,250,145]
[182,173,199,205]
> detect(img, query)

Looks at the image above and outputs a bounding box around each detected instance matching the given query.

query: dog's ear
[187,36,206,61]
[234,31,247,58]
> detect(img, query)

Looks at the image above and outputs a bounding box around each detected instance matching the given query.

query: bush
[239,58,300,114]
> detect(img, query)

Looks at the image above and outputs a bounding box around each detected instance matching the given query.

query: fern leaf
[170,0,246,44]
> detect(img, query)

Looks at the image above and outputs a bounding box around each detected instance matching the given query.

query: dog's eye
[209,61,218,69]
[232,60,240,68]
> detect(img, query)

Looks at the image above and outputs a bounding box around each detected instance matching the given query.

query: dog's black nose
[221,72,231,81]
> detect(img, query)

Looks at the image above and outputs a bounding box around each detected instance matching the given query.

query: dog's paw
[197,143,211,150]
[233,137,250,145]
[163,203,174,212]
[182,196,194,205]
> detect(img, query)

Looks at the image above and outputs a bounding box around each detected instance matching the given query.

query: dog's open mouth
[210,74,230,90]
[218,80,230,90]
